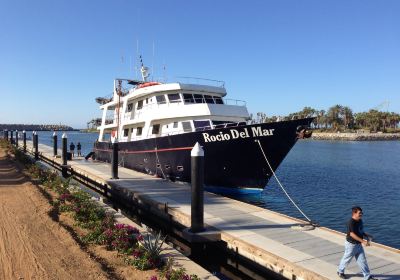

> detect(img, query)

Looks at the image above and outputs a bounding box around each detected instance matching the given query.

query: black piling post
[32,131,36,151]
[10,130,13,144]
[4,129,8,141]
[15,130,19,147]
[111,139,119,179]
[62,133,68,177]
[53,132,58,156]
[23,130,26,153]
[190,142,205,233]
[34,132,39,160]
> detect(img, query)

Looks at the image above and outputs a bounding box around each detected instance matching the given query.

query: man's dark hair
[352,206,362,213]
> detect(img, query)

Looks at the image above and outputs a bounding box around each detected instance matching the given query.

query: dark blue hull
[94,118,313,189]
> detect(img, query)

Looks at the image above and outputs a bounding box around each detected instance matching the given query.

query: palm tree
[300,107,317,118]
[327,105,343,131]
[341,106,354,129]
[317,110,327,129]
[354,112,366,129]
[367,110,381,132]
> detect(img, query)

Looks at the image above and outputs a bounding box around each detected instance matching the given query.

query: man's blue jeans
[338,241,371,280]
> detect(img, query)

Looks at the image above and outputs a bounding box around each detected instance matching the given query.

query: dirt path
[0,148,111,280]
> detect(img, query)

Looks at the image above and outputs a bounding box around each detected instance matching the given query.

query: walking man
[338,206,377,280]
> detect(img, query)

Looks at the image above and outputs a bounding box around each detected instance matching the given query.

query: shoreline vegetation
[253,105,400,140]
[311,132,400,141]
[0,124,75,131]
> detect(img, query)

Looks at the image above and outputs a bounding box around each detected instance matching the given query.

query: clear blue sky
[1,0,399,128]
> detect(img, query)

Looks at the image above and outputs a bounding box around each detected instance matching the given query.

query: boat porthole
[157,164,161,168]
[177,166,184,172]
[165,165,171,169]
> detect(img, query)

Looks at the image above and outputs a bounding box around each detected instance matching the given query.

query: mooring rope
[255,139,316,225]
[154,138,167,180]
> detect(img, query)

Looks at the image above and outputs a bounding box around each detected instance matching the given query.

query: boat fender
[291,224,315,231]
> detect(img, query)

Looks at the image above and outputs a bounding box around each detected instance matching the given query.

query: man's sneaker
[337,272,346,279]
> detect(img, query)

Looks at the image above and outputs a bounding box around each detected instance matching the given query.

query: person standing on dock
[70,142,75,157]
[77,142,82,157]
[337,206,377,280]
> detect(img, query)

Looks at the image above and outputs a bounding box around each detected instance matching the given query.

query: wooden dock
[25,141,400,280]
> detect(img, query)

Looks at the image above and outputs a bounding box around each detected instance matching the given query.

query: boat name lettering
[202,127,274,142]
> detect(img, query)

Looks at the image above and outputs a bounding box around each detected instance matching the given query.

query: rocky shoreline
[311,132,400,141]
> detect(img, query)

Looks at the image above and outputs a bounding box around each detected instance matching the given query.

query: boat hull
[94,118,313,189]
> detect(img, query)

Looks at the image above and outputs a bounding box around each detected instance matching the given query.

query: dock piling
[62,133,68,177]
[34,132,39,160]
[10,130,14,144]
[111,138,119,179]
[4,129,8,141]
[53,132,57,156]
[32,131,35,151]
[23,130,26,152]
[15,130,18,147]
[190,142,204,233]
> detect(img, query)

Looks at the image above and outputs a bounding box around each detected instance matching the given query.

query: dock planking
[23,141,400,280]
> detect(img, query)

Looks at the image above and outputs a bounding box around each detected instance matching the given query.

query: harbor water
[31,131,98,156]
[33,131,400,249]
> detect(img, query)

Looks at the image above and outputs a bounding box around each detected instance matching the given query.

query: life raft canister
[137,82,161,89]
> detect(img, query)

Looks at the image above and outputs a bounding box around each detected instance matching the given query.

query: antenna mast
[135,39,139,79]
[152,41,155,81]
[140,55,149,82]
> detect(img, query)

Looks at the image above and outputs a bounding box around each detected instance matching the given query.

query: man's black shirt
[346,218,364,244]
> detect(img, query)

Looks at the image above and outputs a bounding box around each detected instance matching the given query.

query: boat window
[212,120,230,129]
[136,127,143,136]
[123,129,129,137]
[193,120,211,131]
[152,124,160,134]
[156,95,166,104]
[146,98,149,104]
[204,95,214,104]
[126,103,133,112]
[137,100,143,110]
[182,121,192,132]
[193,94,204,103]
[168,93,181,103]
[214,97,224,104]
[225,123,237,128]
[183,93,195,103]
[173,122,178,128]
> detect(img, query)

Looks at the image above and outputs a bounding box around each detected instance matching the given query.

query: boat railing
[175,76,225,88]
[223,99,246,106]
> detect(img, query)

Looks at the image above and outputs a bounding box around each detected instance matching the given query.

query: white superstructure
[97,77,250,143]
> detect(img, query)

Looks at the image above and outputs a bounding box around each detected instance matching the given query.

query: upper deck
[97,78,250,142]
[99,81,227,110]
